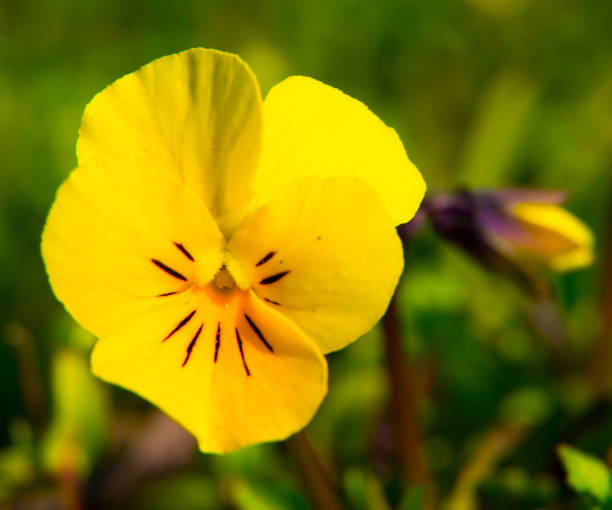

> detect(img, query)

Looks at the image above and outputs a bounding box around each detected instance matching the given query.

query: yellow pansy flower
[42,48,425,453]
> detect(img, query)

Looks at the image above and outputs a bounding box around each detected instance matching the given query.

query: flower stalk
[4,323,46,431]
[286,430,346,510]
[381,294,435,507]
[589,197,612,391]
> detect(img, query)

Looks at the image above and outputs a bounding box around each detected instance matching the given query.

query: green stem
[4,323,45,430]
[286,430,346,510]
[589,196,612,391]
[381,294,435,507]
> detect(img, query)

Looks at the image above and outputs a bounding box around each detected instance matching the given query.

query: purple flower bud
[424,188,593,297]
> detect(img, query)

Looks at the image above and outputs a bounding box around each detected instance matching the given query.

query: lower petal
[91,287,327,453]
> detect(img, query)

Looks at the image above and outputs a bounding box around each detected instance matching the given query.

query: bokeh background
[1,0,611,508]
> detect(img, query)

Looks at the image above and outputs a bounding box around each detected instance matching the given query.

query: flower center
[212,266,236,291]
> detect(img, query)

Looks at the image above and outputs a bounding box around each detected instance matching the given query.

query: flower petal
[251,76,425,226]
[228,177,404,354]
[77,48,263,237]
[91,287,327,453]
[509,203,594,271]
[42,164,225,338]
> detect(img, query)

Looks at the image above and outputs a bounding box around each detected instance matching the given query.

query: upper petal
[250,76,426,226]
[77,48,263,237]
[228,176,404,354]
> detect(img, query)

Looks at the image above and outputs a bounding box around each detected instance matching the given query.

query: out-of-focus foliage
[41,349,109,478]
[0,420,35,501]
[1,0,611,508]
[559,445,612,509]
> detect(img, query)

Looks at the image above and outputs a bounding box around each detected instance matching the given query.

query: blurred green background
[1,0,611,508]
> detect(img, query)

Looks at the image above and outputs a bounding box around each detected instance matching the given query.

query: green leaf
[230,479,308,510]
[558,444,612,504]
[41,350,110,478]
[130,474,218,510]
[0,445,35,501]
[498,387,553,427]
[343,468,392,510]
[398,487,423,510]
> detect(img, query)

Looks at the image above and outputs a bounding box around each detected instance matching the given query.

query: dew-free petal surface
[42,164,225,338]
[228,177,404,354]
[91,288,327,453]
[510,203,594,271]
[252,76,425,226]
[77,48,263,237]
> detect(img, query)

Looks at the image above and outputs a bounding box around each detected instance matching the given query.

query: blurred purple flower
[425,189,593,279]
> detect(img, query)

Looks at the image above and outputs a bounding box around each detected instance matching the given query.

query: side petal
[42,164,225,338]
[228,177,404,354]
[77,48,263,237]
[251,76,426,226]
[91,288,327,453]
